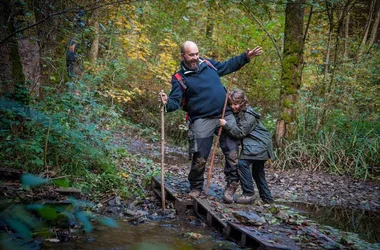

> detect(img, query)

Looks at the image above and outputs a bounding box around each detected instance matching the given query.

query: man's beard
[185,59,199,71]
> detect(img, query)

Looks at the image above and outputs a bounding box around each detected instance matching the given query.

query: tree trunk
[33,0,60,99]
[275,0,305,147]
[0,0,26,99]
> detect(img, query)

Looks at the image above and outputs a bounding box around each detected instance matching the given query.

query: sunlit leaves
[149,38,178,83]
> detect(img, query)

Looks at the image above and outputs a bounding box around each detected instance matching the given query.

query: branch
[0,0,131,44]
[240,2,283,65]
[303,5,313,43]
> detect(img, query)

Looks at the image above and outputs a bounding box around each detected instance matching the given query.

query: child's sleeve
[224,113,258,139]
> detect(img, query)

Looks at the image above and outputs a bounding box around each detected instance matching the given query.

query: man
[159,41,262,202]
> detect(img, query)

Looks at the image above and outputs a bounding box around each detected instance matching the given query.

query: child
[219,89,274,204]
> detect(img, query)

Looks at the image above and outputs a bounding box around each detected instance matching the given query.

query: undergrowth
[0,81,161,201]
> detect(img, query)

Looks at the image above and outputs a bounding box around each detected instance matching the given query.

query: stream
[283,201,380,243]
[42,219,243,250]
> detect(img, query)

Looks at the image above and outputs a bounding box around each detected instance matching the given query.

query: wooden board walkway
[152,176,299,250]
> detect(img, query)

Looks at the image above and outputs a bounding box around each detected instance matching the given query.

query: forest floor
[122,131,380,213]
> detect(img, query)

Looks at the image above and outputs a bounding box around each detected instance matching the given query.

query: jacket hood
[246,106,261,119]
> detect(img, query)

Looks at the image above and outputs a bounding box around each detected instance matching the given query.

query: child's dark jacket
[224,106,274,161]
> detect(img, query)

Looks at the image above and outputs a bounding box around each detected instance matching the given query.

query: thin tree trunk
[322,0,334,90]
[357,0,375,60]
[368,0,380,48]
[343,12,350,60]
[206,0,215,39]
[90,9,100,64]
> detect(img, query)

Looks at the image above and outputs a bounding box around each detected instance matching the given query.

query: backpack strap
[203,59,217,71]
[173,60,216,91]
[173,72,187,91]
[173,72,188,111]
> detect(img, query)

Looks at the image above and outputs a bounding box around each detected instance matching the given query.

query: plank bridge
[152,176,298,250]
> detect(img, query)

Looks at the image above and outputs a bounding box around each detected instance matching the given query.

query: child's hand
[219,119,226,127]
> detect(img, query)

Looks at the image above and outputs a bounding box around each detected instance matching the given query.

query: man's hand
[158,91,168,104]
[246,46,262,59]
[219,119,227,127]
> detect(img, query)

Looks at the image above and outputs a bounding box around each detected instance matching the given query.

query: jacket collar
[181,58,208,75]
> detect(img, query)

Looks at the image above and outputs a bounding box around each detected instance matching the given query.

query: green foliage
[0,81,116,174]
[76,146,161,202]
[274,85,380,179]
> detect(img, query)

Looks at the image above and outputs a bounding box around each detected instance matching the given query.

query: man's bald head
[181,41,198,54]
[180,41,200,71]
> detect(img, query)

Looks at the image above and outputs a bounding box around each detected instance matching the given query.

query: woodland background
[0,0,379,198]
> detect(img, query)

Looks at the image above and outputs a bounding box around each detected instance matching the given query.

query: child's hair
[228,89,249,109]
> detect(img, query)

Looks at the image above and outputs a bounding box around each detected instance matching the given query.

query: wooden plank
[152,176,193,215]
[0,167,22,180]
[150,176,298,250]
[193,198,227,233]
[228,222,295,250]
[40,200,73,205]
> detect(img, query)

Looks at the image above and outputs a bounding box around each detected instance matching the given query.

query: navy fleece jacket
[166,52,250,121]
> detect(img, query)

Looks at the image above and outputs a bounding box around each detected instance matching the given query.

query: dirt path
[124,134,380,213]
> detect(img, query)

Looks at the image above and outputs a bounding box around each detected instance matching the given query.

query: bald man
[160,41,262,202]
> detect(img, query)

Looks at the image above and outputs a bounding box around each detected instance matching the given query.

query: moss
[10,36,26,86]
[283,54,299,67]
[281,112,292,123]
[286,87,296,95]
[8,34,28,104]
[283,99,292,108]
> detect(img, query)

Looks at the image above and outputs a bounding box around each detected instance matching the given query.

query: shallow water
[42,219,244,250]
[283,201,380,243]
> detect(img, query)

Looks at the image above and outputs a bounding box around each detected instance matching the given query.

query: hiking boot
[235,194,255,204]
[189,189,201,198]
[223,181,239,203]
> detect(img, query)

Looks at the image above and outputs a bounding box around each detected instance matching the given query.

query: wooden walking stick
[159,90,166,211]
[205,73,236,194]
